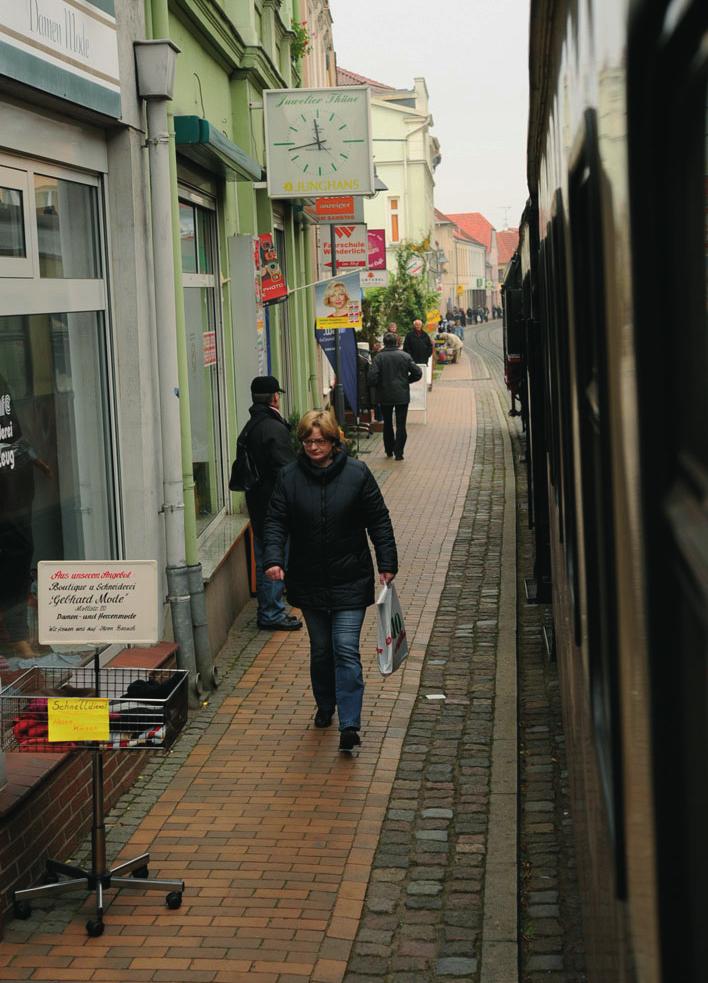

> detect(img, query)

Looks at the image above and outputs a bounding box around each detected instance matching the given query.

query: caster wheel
[165,891,182,910]
[131,865,149,879]
[86,918,104,937]
[13,900,31,920]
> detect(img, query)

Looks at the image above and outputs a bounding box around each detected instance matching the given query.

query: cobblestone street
[0,323,585,983]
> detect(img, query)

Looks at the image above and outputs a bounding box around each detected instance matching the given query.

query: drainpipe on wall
[148,0,216,693]
[133,39,200,704]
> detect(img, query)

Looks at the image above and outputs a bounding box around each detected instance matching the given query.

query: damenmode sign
[37,561,159,645]
[0,0,121,118]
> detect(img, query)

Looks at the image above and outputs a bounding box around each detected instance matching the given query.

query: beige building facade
[435,210,487,312]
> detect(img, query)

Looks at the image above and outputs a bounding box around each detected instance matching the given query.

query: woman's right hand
[265,565,285,581]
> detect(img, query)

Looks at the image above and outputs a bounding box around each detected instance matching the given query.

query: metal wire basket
[0,666,188,753]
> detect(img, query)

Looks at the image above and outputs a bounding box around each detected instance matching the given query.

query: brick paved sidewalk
[0,356,484,982]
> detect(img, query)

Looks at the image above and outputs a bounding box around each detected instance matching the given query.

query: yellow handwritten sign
[48,698,110,743]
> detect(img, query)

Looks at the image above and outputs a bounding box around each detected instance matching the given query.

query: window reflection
[0,312,115,666]
[0,187,25,257]
[34,175,100,278]
[184,286,223,532]
[179,202,197,274]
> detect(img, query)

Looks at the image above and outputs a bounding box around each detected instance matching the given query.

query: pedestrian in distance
[369,331,423,461]
[263,410,398,751]
[242,376,302,632]
[402,318,433,365]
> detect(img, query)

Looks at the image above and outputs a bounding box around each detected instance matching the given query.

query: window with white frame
[0,154,116,671]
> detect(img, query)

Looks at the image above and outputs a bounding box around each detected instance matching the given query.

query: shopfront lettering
[28,0,91,60]
[275,93,358,108]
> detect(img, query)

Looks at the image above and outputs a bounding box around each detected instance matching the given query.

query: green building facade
[146,0,318,647]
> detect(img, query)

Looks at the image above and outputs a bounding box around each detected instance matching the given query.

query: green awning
[174,116,262,182]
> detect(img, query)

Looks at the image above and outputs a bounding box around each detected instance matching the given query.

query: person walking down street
[403,318,433,365]
[369,331,423,461]
[263,410,398,751]
[243,376,302,632]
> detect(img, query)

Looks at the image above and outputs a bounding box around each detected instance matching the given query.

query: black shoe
[385,451,393,458]
[395,455,404,461]
[257,616,303,631]
[314,708,334,728]
[339,728,361,751]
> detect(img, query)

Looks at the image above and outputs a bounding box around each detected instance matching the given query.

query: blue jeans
[302,607,366,731]
[253,534,288,625]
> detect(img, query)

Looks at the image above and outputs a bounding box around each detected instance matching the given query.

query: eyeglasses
[302,438,331,447]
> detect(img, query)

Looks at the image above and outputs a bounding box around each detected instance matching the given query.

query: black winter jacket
[243,403,296,537]
[403,329,433,364]
[368,348,422,406]
[262,450,398,610]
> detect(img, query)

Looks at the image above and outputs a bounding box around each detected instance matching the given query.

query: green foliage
[359,241,440,341]
[291,21,310,62]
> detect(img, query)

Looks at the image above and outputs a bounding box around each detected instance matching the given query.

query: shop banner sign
[360,269,389,290]
[315,326,358,413]
[0,0,121,118]
[304,196,364,224]
[257,233,288,305]
[315,271,362,330]
[367,229,386,270]
[38,561,159,645]
[318,224,368,276]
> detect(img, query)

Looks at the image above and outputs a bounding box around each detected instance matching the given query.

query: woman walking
[263,410,397,751]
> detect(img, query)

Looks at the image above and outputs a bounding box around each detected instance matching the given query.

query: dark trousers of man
[381,404,409,459]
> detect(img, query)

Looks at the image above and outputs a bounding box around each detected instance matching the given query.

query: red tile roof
[496,228,519,265]
[337,67,395,93]
[446,212,495,252]
[434,209,484,247]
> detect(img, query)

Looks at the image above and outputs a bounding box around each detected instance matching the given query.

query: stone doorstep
[0,642,177,819]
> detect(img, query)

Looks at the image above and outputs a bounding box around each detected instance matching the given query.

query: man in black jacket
[402,318,433,364]
[368,333,423,461]
[244,376,302,630]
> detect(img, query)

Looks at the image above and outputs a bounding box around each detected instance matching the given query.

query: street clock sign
[264,86,374,199]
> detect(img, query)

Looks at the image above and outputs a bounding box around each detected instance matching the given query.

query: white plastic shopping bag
[376,583,409,675]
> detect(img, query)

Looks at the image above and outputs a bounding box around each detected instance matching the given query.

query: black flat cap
[251,375,285,395]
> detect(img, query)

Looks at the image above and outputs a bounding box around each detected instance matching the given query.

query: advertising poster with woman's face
[315,272,363,330]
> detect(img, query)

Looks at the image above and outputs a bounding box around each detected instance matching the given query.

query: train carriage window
[627,0,708,974]
[568,109,626,895]
[550,198,581,644]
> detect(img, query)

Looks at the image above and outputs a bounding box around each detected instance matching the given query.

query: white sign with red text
[38,561,159,645]
[318,224,368,276]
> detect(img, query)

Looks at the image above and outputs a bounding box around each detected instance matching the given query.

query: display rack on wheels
[2,662,188,936]
[1,560,189,937]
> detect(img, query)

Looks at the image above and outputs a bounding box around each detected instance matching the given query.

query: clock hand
[313,119,322,148]
[289,140,325,151]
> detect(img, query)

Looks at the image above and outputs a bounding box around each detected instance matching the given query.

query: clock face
[264,86,374,199]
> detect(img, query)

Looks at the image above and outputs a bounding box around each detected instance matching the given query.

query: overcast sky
[328,0,531,231]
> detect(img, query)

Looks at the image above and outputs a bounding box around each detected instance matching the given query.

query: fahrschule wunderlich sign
[0,0,121,118]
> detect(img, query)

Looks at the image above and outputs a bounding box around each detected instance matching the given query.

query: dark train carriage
[522,0,707,981]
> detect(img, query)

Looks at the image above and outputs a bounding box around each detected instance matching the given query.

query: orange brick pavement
[3,358,479,983]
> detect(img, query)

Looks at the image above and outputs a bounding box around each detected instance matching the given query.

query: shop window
[0,164,33,278]
[0,188,25,257]
[0,312,115,666]
[34,175,101,279]
[180,193,225,535]
[389,197,400,243]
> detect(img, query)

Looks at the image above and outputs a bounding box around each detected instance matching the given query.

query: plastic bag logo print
[376,584,409,675]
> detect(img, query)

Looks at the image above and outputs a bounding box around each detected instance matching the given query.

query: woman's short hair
[297,409,340,444]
